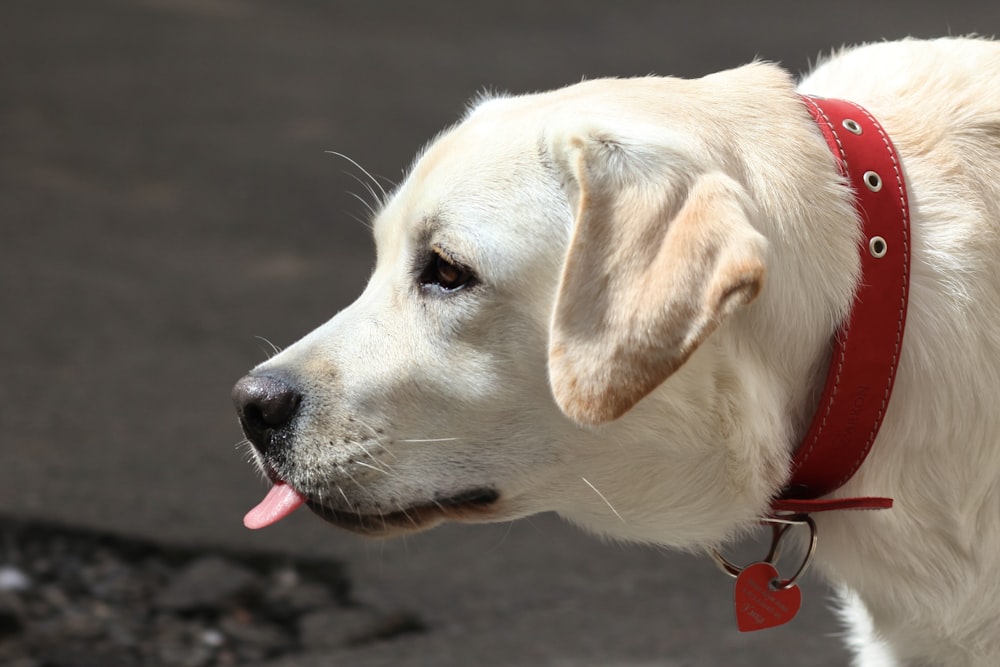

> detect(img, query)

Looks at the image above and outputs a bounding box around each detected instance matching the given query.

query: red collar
[770,96,911,515]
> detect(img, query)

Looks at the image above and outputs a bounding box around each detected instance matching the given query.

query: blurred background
[2,1,999,665]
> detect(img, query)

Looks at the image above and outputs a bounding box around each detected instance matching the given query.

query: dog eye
[419,252,475,292]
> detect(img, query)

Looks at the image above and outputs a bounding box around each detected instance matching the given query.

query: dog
[232,37,1000,666]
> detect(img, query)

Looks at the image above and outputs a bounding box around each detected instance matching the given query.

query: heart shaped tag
[733,561,801,632]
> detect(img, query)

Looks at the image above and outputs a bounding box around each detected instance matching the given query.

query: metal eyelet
[842,118,862,135]
[869,236,888,258]
[863,171,882,192]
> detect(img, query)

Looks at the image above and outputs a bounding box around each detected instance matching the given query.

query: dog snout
[232,374,302,455]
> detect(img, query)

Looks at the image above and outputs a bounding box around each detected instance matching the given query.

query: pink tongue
[243,482,307,529]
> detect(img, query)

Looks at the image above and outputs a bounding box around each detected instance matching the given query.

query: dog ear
[547,130,767,426]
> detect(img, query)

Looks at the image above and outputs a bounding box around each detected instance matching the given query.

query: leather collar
[771,95,911,515]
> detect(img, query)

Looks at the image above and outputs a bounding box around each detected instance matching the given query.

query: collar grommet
[863,170,883,192]
[869,235,888,258]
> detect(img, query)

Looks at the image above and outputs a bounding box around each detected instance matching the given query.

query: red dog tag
[733,561,801,632]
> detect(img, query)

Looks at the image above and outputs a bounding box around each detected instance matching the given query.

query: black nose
[232,374,302,455]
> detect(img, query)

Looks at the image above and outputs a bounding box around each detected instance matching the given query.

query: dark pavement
[3,1,999,664]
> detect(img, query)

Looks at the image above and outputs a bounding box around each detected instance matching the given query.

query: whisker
[373,444,399,462]
[344,171,383,212]
[253,335,282,359]
[338,473,373,533]
[354,460,393,477]
[344,208,374,231]
[337,485,352,509]
[354,441,397,473]
[347,189,378,220]
[342,469,383,508]
[350,418,400,461]
[325,150,390,203]
[522,516,545,535]
[581,476,626,524]
[350,416,385,439]
[399,506,420,530]
[234,439,263,469]
[398,437,461,443]
[244,455,268,481]
[492,521,516,550]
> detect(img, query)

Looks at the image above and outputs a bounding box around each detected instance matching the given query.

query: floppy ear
[547,132,767,426]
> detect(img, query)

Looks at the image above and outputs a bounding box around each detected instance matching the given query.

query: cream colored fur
[249,38,1000,666]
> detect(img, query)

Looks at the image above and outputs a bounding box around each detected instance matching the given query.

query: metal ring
[770,515,818,589]
[707,515,817,589]
[863,171,883,192]
[842,118,862,135]
[708,523,784,579]
[708,547,743,579]
[869,236,888,258]
[707,520,797,579]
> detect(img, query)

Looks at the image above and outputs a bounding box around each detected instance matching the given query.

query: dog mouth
[243,480,500,536]
[306,488,501,536]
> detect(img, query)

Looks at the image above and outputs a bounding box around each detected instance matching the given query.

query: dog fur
[241,38,1000,666]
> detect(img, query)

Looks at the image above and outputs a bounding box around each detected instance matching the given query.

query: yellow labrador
[233,37,1000,666]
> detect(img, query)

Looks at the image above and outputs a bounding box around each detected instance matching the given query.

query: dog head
[233,64,851,547]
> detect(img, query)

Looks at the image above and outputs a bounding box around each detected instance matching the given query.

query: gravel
[0,518,425,667]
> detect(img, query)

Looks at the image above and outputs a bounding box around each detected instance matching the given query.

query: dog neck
[770,95,911,515]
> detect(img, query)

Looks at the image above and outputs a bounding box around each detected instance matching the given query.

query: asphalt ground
[3,1,1000,664]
